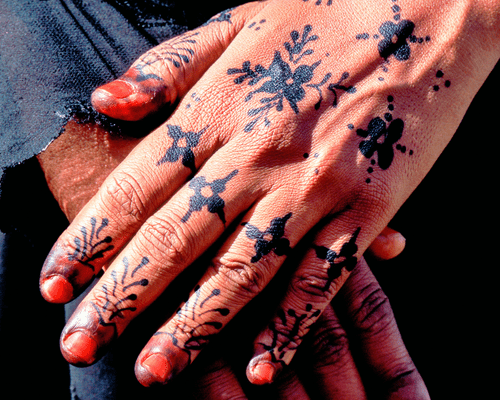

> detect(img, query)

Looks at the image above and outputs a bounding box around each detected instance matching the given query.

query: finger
[337,258,430,400]
[273,367,311,400]
[58,149,258,364]
[91,3,265,121]
[367,227,406,260]
[246,212,381,384]
[133,191,324,387]
[40,116,226,304]
[298,304,367,400]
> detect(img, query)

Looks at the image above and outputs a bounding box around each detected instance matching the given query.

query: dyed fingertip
[136,353,173,387]
[246,354,279,385]
[40,275,74,304]
[61,331,98,366]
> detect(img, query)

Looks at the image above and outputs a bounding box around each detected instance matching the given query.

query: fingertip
[61,331,98,366]
[135,353,173,387]
[40,275,74,304]
[246,354,280,385]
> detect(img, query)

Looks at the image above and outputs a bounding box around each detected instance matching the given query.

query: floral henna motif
[228,25,355,131]
[68,217,114,272]
[157,124,207,173]
[242,213,292,263]
[181,170,238,224]
[312,227,361,291]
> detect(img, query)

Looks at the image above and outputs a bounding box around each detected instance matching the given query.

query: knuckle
[209,257,267,298]
[138,216,191,269]
[352,282,395,335]
[101,171,148,222]
[309,322,350,367]
[290,265,342,304]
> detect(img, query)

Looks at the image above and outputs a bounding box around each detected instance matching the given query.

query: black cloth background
[0,1,498,398]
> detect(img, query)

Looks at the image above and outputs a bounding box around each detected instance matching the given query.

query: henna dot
[314,168,319,175]
[433,85,440,91]
[314,153,319,158]
[445,80,451,87]
[436,70,444,78]
[348,124,355,130]
[384,113,393,121]
[388,95,394,102]
[378,77,385,81]
[400,145,406,153]
[306,303,313,312]
[426,35,431,41]
[371,159,376,165]
[303,153,309,158]
[409,149,414,155]
[367,167,373,173]
[394,14,401,21]
[366,178,371,183]
[396,144,401,150]
[388,104,394,111]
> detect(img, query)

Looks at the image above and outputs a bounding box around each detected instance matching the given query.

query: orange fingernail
[62,331,98,365]
[142,353,172,384]
[248,361,277,385]
[41,275,73,303]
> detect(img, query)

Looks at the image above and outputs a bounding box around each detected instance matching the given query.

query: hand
[39,0,500,386]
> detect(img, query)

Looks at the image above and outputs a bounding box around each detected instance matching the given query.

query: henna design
[312,227,360,291]
[228,25,350,132]
[181,170,238,224]
[351,96,412,182]
[68,217,114,272]
[302,0,333,5]
[432,70,451,91]
[202,7,234,26]
[261,303,321,365]
[92,256,150,334]
[248,19,267,31]
[328,72,357,107]
[136,32,199,70]
[157,124,207,173]
[155,286,230,365]
[242,213,292,263]
[355,0,430,80]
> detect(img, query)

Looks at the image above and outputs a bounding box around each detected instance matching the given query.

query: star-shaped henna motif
[157,125,207,173]
[181,170,238,224]
[242,213,292,263]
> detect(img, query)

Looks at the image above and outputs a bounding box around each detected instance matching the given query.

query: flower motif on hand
[228,25,354,132]
[243,213,292,263]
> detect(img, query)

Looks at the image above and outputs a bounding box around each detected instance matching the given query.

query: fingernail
[95,80,135,99]
[142,353,172,384]
[41,275,73,303]
[247,360,277,385]
[62,331,98,365]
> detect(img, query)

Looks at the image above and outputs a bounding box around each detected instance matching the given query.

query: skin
[38,0,500,387]
[37,119,420,398]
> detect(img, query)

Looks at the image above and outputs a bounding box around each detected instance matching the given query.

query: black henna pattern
[68,217,114,272]
[202,7,234,26]
[262,303,321,365]
[355,0,430,80]
[242,213,292,263]
[154,286,230,365]
[228,25,355,131]
[157,124,207,173]
[136,32,200,71]
[312,227,360,291]
[92,256,150,334]
[302,0,332,5]
[350,95,412,182]
[181,170,238,224]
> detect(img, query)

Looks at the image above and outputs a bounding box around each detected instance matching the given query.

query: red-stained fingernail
[247,360,277,385]
[95,80,135,99]
[62,331,98,365]
[142,353,172,384]
[40,275,74,303]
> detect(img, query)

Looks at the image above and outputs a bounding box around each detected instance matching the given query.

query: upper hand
[39,0,500,386]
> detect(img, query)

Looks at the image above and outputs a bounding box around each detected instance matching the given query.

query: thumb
[91,3,264,121]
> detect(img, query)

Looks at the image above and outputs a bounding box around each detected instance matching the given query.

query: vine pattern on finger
[91,256,150,337]
[68,217,114,272]
[227,25,356,132]
[154,286,230,365]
